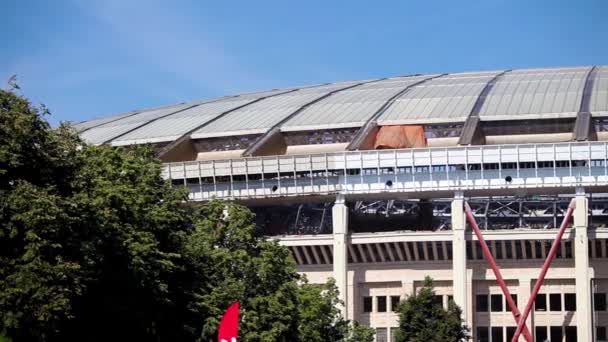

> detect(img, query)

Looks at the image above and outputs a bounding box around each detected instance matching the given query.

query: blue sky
[1,0,607,126]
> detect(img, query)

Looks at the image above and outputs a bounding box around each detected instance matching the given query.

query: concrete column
[332,194,349,318]
[401,280,415,298]
[347,271,356,321]
[574,188,592,341]
[518,278,533,341]
[451,191,470,326]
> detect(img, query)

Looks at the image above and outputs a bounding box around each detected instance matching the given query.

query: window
[597,326,607,341]
[363,296,373,313]
[564,293,576,311]
[535,294,547,311]
[377,296,387,312]
[550,326,563,342]
[491,327,503,342]
[535,326,547,342]
[476,295,489,312]
[432,295,443,307]
[491,294,503,312]
[549,293,562,311]
[506,327,516,342]
[595,293,607,311]
[390,296,400,312]
[390,327,398,342]
[375,328,387,342]
[565,326,577,342]
[506,294,518,310]
[476,327,489,342]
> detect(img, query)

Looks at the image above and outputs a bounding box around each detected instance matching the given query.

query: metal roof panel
[191,82,362,138]
[281,76,433,131]
[478,67,590,120]
[377,71,500,124]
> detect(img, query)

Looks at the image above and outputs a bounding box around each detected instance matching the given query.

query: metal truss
[254,196,608,236]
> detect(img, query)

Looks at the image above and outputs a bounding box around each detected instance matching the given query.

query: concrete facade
[280,190,608,342]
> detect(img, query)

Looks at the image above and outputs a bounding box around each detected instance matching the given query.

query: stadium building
[73,66,608,342]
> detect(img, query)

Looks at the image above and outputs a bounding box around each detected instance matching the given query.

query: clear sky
[1,0,607,126]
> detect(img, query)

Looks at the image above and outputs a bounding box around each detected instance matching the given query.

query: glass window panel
[363,296,373,313]
[565,326,577,342]
[476,295,489,312]
[549,293,562,311]
[595,293,607,311]
[535,326,547,342]
[432,295,443,307]
[476,326,489,342]
[506,326,516,342]
[376,327,387,342]
[535,294,547,311]
[391,296,401,312]
[491,327,504,342]
[378,296,387,312]
[491,294,503,312]
[506,294,518,310]
[564,293,576,311]
[550,326,563,342]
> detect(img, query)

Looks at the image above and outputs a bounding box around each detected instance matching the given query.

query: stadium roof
[74,66,608,146]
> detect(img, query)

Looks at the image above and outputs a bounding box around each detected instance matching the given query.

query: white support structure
[574,187,592,342]
[451,191,470,327]
[332,194,349,318]
[164,141,608,201]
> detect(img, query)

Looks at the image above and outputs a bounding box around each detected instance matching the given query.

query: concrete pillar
[402,280,415,298]
[347,271,356,321]
[574,188,592,341]
[518,278,533,341]
[332,194,349,318]
[451,191,470,326]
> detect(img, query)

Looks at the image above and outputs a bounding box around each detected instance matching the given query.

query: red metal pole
[463,202,533,342]
[511,199,576,342]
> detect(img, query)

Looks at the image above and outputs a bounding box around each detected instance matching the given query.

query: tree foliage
[0,88,373,342]
[394,277,469,342]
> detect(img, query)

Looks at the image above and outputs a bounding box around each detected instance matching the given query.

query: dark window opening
[432,295,443,307]
[491,327,503,342]
[377,296,387,312]
[535,294,547,311]
[476,327,489,342]
[506,326,516,342]
[363,296,373,313]
[476,295,489,312]
[391,296,400,312]
[564,293,576,311]
[565,326,577,342]
[506,294,518,310]
[597,326,607,341]
[491,294,503,312]
[595,293,607,311]
[550,326,563,342]
[535,326,547,342]
[549,293,562,311]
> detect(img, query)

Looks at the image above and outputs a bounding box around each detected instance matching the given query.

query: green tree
[0,88,376,342]
[394,277,469,342]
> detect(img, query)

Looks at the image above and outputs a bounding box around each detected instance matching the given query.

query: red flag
[218,302,239,342]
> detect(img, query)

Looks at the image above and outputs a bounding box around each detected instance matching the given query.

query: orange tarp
[374,125,427,149]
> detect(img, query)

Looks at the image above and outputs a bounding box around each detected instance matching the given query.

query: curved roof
[75,65,608,146]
